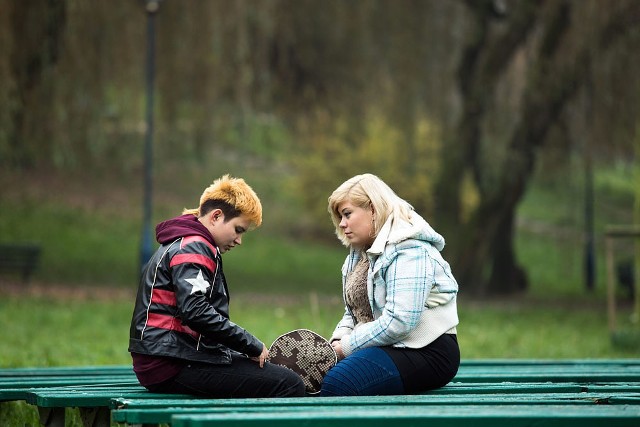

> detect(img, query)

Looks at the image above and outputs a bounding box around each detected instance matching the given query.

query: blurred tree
[433,0,640,295]
[4,0,66,168]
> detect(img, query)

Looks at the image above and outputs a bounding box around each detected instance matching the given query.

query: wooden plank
[0,388,36,402]
[1,361,639,427]
[456,365,640,373]
[27,388,191,407]
[0,384,142,407]
[0,376,137,389]
[0,365,133,378]
[111,389,607,409]
[111,393,640,425]
[25,386,149,406]
[452,365,640,383]
[459,359,640,367]
[169,405,640,427]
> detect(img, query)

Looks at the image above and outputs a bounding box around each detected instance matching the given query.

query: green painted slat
[456,365,640,372]
[1,360,639,427]
[111,381,624,409]
[5,387,141,404]
[610,396,640,404]
[111,391,610,410]
[0,376,136,389]
[453,368,640,383]
[0,388,33,401]
[169,405,640,427]
[109,382,640,410]
[22,381,640,409]
[432,382,586,394]
[28,389,191,407]
[0,366,133,377]
[456,366,640,373]
[459,365,640,373]
[111,385,579,411]
[111,394,640,424]
[26,386,149,406]
[459,359,640,367]
[454,374,640,383]
[451,364,640,383]
[587,384,640,392]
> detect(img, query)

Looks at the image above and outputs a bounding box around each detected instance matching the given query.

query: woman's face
[336,200,374,249]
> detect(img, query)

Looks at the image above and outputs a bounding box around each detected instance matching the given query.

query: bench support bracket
[38,406,65,427]
[79,406,111,427]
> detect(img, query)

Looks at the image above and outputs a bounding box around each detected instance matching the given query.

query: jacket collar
[368,215,394,255]
[366,210,446,256]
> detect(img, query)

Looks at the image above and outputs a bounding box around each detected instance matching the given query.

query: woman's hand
[251,344,269,368]
[331,340,346,360]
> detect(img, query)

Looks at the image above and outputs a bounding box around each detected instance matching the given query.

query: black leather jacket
[128,227,263,364]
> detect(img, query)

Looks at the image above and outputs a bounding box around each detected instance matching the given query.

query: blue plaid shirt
[331,212,459,356]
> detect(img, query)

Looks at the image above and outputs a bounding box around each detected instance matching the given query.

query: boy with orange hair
[129,175,305,398]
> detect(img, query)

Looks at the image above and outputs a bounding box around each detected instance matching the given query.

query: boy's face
[203,210,251,253]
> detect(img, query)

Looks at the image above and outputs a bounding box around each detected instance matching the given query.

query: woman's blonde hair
[328,173,413,246]
[183,174,262,228]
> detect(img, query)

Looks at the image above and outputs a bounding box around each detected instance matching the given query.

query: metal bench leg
[79,406,111,427]
[38,406,65,427]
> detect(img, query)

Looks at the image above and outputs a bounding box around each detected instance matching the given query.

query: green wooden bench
[110,390,640,426]
[0,243,42,282]
[2,360,640,427]
[0,381,139,403]
[0,366,137,403]
[108,359,640,426]
[26,386,189,427]
[0,366,138,427]
[168,405,640,427]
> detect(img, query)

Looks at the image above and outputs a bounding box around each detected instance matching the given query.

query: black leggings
[147,355,306,398]
[383,333,460,393]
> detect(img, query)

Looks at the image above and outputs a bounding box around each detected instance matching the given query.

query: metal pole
[140,0,160,268]
[605,235,616,333]
[584,67,595,292]
[585,151,595,291]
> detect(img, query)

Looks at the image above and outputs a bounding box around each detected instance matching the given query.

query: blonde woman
[129,175,305,398]
[322,173,460,396]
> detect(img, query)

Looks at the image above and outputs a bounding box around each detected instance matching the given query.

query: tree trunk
[8,0,66,168]
[434,0,545,294]
[441,0,640,295]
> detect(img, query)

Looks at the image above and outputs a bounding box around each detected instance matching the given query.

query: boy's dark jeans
[147,355,306,398]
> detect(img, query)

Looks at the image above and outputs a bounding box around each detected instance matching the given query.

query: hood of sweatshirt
[368,210,445,255]
[155,214,217,248]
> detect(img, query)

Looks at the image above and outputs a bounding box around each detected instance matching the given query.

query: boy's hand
[251,344,269,368]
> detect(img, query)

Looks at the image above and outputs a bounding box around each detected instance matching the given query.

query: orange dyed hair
[183,174,262,228]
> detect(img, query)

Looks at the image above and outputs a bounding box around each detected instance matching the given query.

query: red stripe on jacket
[167,236,217,272]
[146,312,199,338]
[170,253,215,272]
[151,288,176,306]
[182,235,216,255]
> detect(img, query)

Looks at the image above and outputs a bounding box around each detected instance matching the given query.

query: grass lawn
[0,287,637,369]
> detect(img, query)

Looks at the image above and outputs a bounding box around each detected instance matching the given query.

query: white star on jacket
[185,270,210,295]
